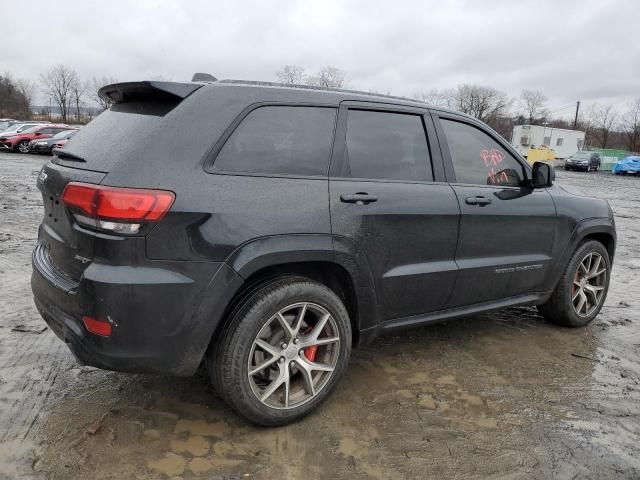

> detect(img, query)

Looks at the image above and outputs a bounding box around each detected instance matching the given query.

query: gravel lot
[1,151,639,479]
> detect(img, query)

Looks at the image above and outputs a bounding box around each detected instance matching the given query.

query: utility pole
[573,101,580,129]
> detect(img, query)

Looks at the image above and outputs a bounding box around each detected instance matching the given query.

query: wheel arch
[219,234,380,348]
[547,219,616,293]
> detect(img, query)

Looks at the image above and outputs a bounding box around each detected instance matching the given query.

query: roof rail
[216,79,428,106]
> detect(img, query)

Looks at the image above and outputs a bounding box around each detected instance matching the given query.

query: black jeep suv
[32,79,616,426]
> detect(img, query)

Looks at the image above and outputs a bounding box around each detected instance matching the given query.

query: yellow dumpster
[526,145,556,164]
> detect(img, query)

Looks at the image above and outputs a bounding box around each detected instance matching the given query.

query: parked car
[612,155,640,175]
[0,122,46,138]
[564,151,601,171]
[51,133,76,150]
[1,124,71,153]
[0,118,17,132]
[32,79,616,426]
[29,129,78,155]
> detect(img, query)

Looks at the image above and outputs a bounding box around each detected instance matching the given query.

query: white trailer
[511,125,586,159]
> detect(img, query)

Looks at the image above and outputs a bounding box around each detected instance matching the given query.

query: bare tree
[520,89,548,124]
[40,65,80,122]
[587,104,618,148]
[306,66,347,88]
[414,88,455,109]
[71,79,87,122]
[14,79,35,119]
[621,98,640,152]
[89,76,118,111]
[452,84,512,123]
[276,65,305,85]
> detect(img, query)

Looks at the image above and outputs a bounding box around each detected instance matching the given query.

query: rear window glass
[214,106,336,176]
[54,100,176,171]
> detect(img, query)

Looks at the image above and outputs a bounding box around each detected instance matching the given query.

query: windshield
[3,124,23,133]
[53,130,75,139]
[571,152,590,159]
[20,126,41,134]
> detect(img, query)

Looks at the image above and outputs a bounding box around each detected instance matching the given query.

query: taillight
[61,182,175,234]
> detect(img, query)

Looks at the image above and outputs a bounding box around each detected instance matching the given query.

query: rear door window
[440,119,525,187]
[214,106,337,176]
[344,110,432,181]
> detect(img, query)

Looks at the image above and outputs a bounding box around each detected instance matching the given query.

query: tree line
[420,85,639,152]
[278,64,640,152]
[0,65,116,124]
[2,63,638,152]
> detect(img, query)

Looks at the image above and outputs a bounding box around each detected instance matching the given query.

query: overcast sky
[4,0,639,118]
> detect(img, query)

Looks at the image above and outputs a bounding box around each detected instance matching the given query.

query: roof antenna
[192,73,217,82]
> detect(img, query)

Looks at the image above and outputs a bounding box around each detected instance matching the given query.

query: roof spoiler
[98,81,203,104]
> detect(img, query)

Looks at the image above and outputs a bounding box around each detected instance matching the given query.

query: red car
[1,124,71,153]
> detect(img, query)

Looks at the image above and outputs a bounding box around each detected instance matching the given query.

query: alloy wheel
[247,302,341,409]
[572,252,607,317]
[18,141,29,153]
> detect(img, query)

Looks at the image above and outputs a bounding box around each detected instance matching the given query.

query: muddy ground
[0,151,638,479]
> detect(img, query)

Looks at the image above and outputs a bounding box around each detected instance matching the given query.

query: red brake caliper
[302,326,318,362]
[305,345,318,362]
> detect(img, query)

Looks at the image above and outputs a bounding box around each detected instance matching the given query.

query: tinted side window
[215,106,336,176]
[345,110,432,181]
[440,119,524,187]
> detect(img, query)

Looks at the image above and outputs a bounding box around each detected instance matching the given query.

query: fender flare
[226,234,381,333]
[548,217,616,290]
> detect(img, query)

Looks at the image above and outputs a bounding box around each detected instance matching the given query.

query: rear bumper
[31,243,243,376]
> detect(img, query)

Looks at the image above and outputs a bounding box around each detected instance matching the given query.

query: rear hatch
[36,81,202,283]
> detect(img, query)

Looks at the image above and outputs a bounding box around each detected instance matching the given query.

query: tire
[538,240,611,327]
[17,140,30,153]
[207,276,352,426]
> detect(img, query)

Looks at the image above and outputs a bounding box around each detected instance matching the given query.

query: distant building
[511,125,586,160]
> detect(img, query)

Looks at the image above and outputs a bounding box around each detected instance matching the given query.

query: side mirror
[531,161,555,188]
[34,132,42,136]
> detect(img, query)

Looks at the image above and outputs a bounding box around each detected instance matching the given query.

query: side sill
[380,293,550,332]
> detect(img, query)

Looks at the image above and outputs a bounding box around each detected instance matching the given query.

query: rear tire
[207,276,352,426]
[17,140,29,153]
[538,240,611,327]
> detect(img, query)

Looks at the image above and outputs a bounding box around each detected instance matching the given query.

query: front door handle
[340,193,378,205]
[465,196,492,206]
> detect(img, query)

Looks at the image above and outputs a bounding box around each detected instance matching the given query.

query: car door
[432,112,557,307]
[329,103,460,321]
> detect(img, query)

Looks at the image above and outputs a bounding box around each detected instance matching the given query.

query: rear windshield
[572,152,590,159]
[54,100,176,171]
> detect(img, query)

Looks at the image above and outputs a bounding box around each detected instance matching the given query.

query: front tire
[538,240,611,327]
[208,276,352,426]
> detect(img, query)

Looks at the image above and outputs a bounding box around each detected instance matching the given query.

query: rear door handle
[465,196,492,206]
[340,193,378,205]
